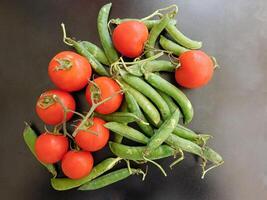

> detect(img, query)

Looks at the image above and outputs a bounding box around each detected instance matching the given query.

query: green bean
[80,41,110,65]
[113,100,128,143]
[94,112,144,124]
[165,23,202,49]
[105,122,149,144]
[157,89,180,114]
[79,168,141,190]
[97,3,119,64]
[23,124,57,177]
[109,142,175,161]
[51,157,122,191]
[166,134,203,157]
[145,14,171,57]
[202,146,223,164]
[120,99,129,112]
[120,70,170,121]
[172,124,210,146]
[144,73,193,124]
[67,38,109,76]
[125,91,154,136]
[159,35,189,56]
[120,80,161,125]
[111,18,177,29]
[127,60,176,77]
[146,109,180,152]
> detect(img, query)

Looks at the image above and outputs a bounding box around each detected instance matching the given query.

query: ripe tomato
[35,133,69,164]
[175,50,214,89]
[61,150,94,179]
[48,51,92,92]
[36,90,76,125]
[112,21,148,58]
[75,117,109,152]
[85,77,123,114]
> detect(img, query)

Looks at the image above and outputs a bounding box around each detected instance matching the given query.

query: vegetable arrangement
[23,3,223,191]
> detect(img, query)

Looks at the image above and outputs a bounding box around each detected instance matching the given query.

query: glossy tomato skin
[85,77,123,114]
[35,133,69,164]
[175,50,214,89]
[48,51,92,92]
[75,117,109,152]
[36,90,76,125]
[61,151,94,179]
[112,21,148,58]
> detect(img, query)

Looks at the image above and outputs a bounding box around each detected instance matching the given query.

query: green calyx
[54,58,72,71]
[37,95,56,109]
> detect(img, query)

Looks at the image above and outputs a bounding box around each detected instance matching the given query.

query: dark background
[1,0,267,199]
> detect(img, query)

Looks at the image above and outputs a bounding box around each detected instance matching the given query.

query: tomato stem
[72,89,123,137]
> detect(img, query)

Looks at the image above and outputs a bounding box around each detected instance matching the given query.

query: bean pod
[98,3,119,64]
[144,72,193,124]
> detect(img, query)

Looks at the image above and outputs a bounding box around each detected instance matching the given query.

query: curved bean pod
[109,142,175,161]
[78,168,142,190]
[98,3,119,64]
[173,124,211,146]
[94,112,144,124]
[120,80,161,125]
[105,122,149,144]
[80,41,110,65]
[157,89,180,115]
[159,35,189,56]
[23,124,57,177]
[51,157,122,191]
[111,18,176,29]
[145,14,171,57]
[68,39,109,76]
[144,72,193,124]
[120,70,170,121]
[165,23,202,49]
[125,91,154,136]
[146,109,180,152]
[127,60,176,77]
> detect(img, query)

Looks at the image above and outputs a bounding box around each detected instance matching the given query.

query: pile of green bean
[24,3,223,191]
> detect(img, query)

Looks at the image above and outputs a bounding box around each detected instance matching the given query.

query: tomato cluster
[34,51,123,179]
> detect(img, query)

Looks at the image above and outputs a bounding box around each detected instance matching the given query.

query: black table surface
[1,0,267,199]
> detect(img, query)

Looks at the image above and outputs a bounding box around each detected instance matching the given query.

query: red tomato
[61,150,94,179]
[85,77,123,114]
[36,90,76,125]
[75,117,109,152]
[175,50,214,89]
[48,51,92,92]
[112,21,148,58]
[35,133,69,164]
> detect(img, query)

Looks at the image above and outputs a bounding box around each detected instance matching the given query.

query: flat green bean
[51,157,122,191]
[109,142,175,161]
[159,35,189,56]
[79,168,141,190]
[80,41,110,65]
[165,23,202,49]
[144,72,193,124]
[23,124,57,177]
[105,122,149,144]
[98,3,119,64]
